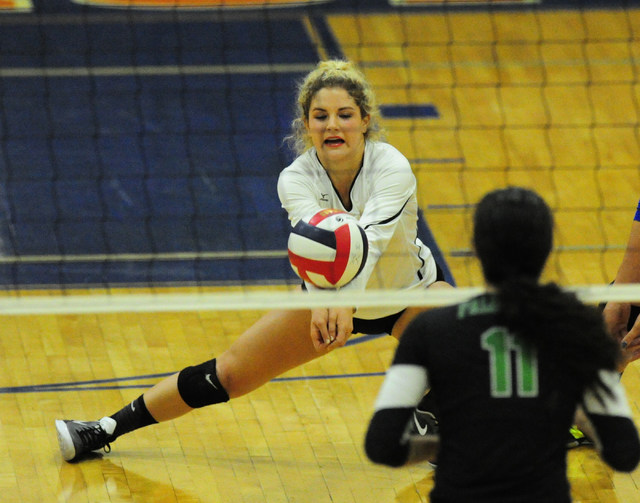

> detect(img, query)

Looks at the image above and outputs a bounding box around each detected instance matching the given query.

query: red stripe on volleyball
[288,250,339,285]
[331,223,351,284]
[308,208,345,226]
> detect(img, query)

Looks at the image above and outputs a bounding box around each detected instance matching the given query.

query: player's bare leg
[57,308,324,461]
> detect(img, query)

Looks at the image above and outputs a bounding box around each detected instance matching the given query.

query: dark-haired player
[366,187,640,503]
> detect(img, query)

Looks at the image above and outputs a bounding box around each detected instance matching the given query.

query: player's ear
[361,114,370,133]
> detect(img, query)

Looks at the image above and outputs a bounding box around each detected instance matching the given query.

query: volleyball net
[0,0,639,314]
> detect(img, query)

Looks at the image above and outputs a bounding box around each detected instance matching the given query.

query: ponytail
[496,278,620,395]
[474,187,622,396]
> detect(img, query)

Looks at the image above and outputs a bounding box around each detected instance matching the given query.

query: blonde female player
[55,59,452,462]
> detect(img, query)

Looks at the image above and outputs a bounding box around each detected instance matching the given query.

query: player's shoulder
[366,141,411,169]
[281,149,317,174]
[404,304,459,339]
[421,303,460,324]
[278,150,322,188]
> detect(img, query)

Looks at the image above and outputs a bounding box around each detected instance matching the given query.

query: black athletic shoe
[567,426,594,449]
[55,417,116,462]
[411,409,439,436]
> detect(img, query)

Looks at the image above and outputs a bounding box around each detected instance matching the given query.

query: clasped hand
[310,307,354,352]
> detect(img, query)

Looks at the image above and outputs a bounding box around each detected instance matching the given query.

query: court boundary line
[0,333,387,394]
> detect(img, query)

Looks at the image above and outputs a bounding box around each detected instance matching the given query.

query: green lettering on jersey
[480,328,539,398]
[457,296,498,319]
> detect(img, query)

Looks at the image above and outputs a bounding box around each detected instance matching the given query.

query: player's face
[305,87,370,169]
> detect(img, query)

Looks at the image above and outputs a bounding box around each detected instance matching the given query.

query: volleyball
[288,209,368,289]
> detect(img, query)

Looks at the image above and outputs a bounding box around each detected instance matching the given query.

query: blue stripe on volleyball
[353,225,369,280]
[380,104,439,119]
[292,220,337,249]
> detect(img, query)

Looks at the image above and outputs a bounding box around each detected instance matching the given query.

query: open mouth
[324,138,345,146]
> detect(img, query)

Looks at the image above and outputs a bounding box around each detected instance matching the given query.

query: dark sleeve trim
[363,196,411,230]
[589,414,640,472]
[365,408,412,467]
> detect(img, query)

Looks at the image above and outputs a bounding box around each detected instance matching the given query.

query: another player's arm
[365,363,439,467]
[613,220,640,286]
[581,369,640,472]
[365,316,439,467]
[604,214,640,363]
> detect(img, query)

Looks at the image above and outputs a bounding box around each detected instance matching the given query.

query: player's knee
[177,358,230,408]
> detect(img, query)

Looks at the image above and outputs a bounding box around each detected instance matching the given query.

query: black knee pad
[177,358,230,408]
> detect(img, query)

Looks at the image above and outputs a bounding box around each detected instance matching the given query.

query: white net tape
[1,284,639,315]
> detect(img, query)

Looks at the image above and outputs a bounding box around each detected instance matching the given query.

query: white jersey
[277,141,438,320]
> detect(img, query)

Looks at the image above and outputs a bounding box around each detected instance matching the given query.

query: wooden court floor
[3,6,640,503]
[3,307,640,503]
[6,306,640,503]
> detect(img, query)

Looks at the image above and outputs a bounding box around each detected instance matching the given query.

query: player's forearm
[589,414,640,472]
[614,221,640,285]
[405,435,440,465]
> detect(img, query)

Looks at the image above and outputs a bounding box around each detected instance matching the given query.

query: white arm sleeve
[582,369,633,418]
[374,364,429,411]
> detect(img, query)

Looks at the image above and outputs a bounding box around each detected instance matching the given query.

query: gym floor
[1,2,640,501]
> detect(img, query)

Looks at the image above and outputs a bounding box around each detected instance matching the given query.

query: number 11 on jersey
[481,328,539,398]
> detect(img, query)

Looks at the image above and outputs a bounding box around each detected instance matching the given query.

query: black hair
[473,187,620,394]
